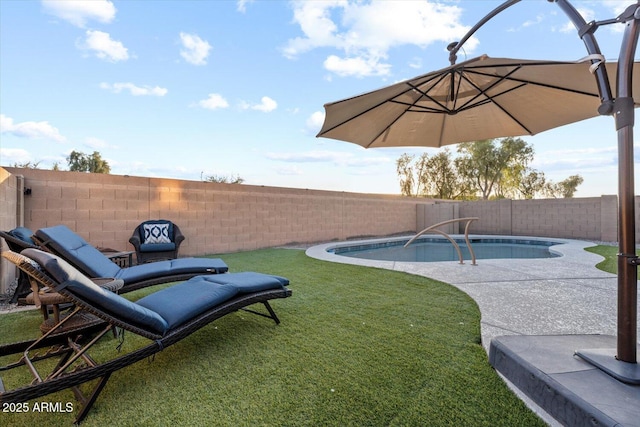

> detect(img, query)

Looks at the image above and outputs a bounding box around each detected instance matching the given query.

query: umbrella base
[489,334,640,427]
[575,348,640,385]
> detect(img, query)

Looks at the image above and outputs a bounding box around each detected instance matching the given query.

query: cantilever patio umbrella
[318,55,640,148]
[317,0,640,384]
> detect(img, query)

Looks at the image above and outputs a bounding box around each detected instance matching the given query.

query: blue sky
[0,0,637,197]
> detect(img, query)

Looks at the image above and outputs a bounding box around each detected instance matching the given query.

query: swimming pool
[328,237,561,263]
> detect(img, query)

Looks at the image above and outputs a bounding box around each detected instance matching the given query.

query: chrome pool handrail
[403,217,480,265]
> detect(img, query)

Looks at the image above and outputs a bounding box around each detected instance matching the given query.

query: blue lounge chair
[0,248,291,424]
[34,225,228,293]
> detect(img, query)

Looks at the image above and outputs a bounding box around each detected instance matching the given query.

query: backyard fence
[1,166,636,293]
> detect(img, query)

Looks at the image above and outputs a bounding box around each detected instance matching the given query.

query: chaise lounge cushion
[137,273,289,329]
[136,277,239,330]
[199,272,289,293]
[35,226,123,277]
[22,249,169,334]
[35,225,228,284]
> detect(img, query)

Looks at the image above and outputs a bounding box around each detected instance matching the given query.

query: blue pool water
[330,237,561,262]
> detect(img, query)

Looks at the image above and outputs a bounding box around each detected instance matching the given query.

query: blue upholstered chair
[129,220,185,264]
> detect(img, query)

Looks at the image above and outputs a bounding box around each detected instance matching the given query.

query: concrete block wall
[416,202,459,234]
[456,199,513,235]
[510,197,603,240]
[1,167,419,257]
[419,196,632,243]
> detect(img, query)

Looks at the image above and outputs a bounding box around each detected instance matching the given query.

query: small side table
[102,250,135,267]
[26,278,124,334]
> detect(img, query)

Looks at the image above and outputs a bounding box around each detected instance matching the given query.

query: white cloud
[265,150,390,167]
[324,54,391,77]
[274,165,303,176]
[198,93,229,110]
[0,148,32,165]
[283,1,476,78]
[408,57,422,69]
[560,7,595,33]
[533,146,618,173]
[241,96,278,112]
[84,137,119,150]
[179,32,212,65]
[521,14,544,28]
[0,114,66,142]
[306,111,325,134]
[79,30,130,62]
[100,82,168,96]
[237,0,254,13]
[42,0,116,28]
[603,1,630,16]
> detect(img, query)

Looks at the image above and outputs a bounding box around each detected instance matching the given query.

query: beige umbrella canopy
[318,55,640,148]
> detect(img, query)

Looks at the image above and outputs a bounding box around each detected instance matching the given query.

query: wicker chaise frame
[0,251,292,424]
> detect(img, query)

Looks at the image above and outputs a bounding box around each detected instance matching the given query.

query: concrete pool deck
[306,235,640,427]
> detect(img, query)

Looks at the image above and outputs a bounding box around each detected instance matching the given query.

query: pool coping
[307,234,601,275]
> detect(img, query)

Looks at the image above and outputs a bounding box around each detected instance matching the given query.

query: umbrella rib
[318,98,405,137]
[318,74,448,138]
[406,73,456,113]
[454,66,522,112]
[363,73,458,147]
[458,67,534,133]
[466,67,601,97]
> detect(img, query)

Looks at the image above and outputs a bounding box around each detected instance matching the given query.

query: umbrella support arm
[552,0,616,114]
[448,0,616,114]
[447,0,521,64]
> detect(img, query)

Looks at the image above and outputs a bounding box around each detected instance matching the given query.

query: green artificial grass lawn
[585,244,640,274]
[0,249,545,427]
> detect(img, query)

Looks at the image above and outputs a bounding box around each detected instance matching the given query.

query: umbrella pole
[614,9,640,364]
[617,118,637,364]
[574,3,640,382]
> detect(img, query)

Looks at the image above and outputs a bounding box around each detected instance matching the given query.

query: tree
[11,161,42,169]
[455,138,533,200]
[395,137,583,200]
[517,169,547,199]
[204,173,245,184]
[396,152,428,197]
[544,174,584,198]
[423,149,468,199]
[67,150,111,174]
